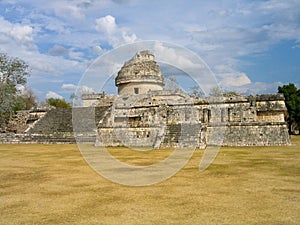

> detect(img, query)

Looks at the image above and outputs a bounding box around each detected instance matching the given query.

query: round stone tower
[115,50,165,95]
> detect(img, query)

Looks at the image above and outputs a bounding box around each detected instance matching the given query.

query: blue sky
[0,0,299,101]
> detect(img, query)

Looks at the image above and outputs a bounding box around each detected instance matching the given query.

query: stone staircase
[25,106,110,143]
[153,125,166,149]
[28,108,73,133]
[72,107,109,132]
[97,106,112,128]
[160,123,201,149]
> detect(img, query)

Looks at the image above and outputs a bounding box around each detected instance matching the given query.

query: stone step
[160,123,201,148]
[28,107,109,134]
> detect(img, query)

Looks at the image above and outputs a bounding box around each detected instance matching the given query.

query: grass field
[1,136,300,225]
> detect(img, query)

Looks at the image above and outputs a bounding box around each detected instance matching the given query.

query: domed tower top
[115,50,165,95]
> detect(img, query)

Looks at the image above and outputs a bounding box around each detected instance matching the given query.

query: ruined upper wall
[115,50,165,95]
[254,94,287,112]
[81,93,116,107]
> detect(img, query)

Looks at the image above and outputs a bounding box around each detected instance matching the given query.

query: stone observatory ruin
[2,50,291,147]
[115,50,165,95]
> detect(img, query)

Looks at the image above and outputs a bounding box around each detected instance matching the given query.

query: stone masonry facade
[94,91,290,148]
[1,50,290,147]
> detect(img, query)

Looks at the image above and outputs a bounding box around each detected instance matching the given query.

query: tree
[278,83,300,134]
[0,53,30,131]
[21,87,37,109]
[46,98,71,108]
[165,76,180,91]
[209,86,224,97]
[223,91,240,97]
[188,86,205,98]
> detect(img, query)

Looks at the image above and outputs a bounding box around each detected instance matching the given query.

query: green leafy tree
[278,83,300,134]
[46,98,71,108]
[223,91,240,97]
[0,53,30,131]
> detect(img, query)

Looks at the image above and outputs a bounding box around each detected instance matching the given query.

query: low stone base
[97,127,161,147]
[0,133,76,144]
[207,122,291,146]
[0,122,291,147]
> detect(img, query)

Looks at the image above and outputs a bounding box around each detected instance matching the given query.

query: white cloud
[154,41,204,69]
[39,1,85,21]
[26,11,69,34]
[30,60,58,74]
[262,23,300,42]
[95,15,137,47]
[258,0,300,17]
[61,83,95,94]
[0,0,299,100]
[46,91,63,99]
[0,15,88,87]
[10,24,33,44]
[219,72,251,87]
[258,0,300,42]
[0,16,36,50]
[95,15,116,34]
[214,64,251,87]
[61,84,77,90]
[68,48,85,60]
[228,82,283,95]
[92,45,105,55]
[48,44,68,55]
[122,31,137,44]
[29,75,63,84]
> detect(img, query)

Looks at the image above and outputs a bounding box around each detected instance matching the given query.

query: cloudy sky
[0,0,299,101]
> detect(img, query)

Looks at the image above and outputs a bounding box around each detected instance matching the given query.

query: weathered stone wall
[257,111,285,122]
[117,82,164,95]
[1,106,110,144]
[207,122,290,146]
[94,93,290,148]
[115,50,164,95]
[82,94,115,107]
[6,110,31,133]
[0,133,76,144]
[97,127,161,147]
[2,92,291,147]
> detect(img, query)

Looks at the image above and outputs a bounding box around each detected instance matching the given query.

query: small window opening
[134,88,139,94]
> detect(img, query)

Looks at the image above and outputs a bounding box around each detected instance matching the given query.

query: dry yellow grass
[1,136,300,225]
